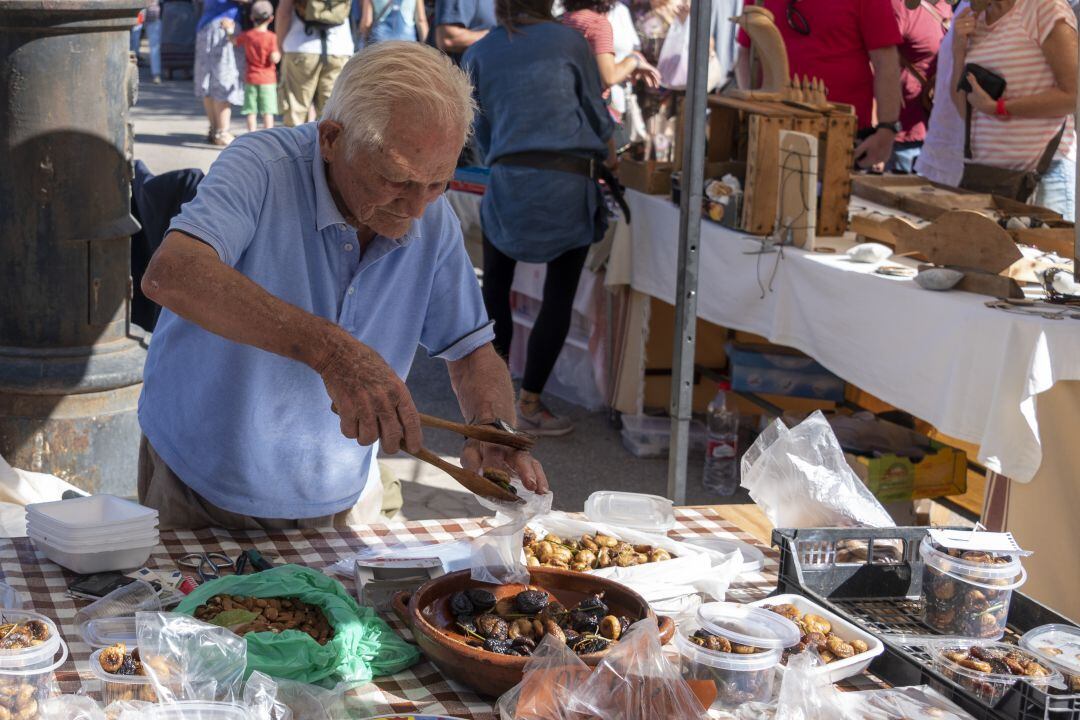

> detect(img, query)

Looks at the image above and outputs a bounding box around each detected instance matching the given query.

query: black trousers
[481,236,589,395]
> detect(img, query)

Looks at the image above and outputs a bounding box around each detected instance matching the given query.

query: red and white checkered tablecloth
[0,507,781,718]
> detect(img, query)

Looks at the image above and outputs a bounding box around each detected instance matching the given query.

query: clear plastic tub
[0,609,63,670]
[1020,624,1080,693]
[0,617,69,720]
[89,647,158,703]
[583,491,676,533]
[930,641,1062,705]
[76,580,161,647]
[143,702,253,720]
[919,536,1026,640]
[674,616,783,710]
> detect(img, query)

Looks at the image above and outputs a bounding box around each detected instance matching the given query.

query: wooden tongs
[405,414,535,504]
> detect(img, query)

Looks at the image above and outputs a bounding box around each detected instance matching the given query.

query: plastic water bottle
[704,382,740,495]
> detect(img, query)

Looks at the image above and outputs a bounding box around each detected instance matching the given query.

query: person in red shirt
[562,0,660,91]
[222,1,281,133]
[888,0,952,173]
[734,0,904,169]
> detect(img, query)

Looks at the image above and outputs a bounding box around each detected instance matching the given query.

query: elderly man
[138,42,547,530]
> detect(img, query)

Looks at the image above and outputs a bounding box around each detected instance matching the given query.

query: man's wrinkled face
[319,116,462,239]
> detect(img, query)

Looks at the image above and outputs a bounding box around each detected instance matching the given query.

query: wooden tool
[404,447,524,504]
[729,7,789,101]
[420,414,535,452]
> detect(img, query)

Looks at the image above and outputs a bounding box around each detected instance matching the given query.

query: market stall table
[607,189,1080,619]
[0,507,838,717]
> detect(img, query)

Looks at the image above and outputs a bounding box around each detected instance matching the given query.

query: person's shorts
[242,83,278,116]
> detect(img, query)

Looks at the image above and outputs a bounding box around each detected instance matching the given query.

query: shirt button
[343,243,354,252]
[347,287,355,296]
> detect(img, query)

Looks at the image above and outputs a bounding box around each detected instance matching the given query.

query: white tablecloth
[608,190,1080,483]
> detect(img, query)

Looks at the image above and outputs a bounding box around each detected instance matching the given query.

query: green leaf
[208,609,259,630]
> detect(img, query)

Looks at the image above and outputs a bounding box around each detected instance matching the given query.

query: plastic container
[748,593,884,684]
[1020,624,1080,693]
[919,536,1026,640]
[27,513,158,542]
[143,702,253,720]
[28,526,158,553]
[674,613,784,710]
[30,533,156,574]
[89,647,158,703]
[930,641,1063,705]
[583,491,675,533]
[682,537,766,575]
[75,580,161,647]
[26,495,157,532]
[696,602,802,651]
[619,414,706,459]
[703,382,740,495]
[0,612,69,720]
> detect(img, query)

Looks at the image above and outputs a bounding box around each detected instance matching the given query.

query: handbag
[958,101,1065,201]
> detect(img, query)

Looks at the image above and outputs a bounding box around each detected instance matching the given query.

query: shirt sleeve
[436,0,474,27]
[860,0,904,50]
[167,142,269,267]
[1026,0,1077,45]
[587,14,616,55]
[419,199,494,360]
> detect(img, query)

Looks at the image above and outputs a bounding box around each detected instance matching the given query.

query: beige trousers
[137,436,402,531]
[280,52,349,128]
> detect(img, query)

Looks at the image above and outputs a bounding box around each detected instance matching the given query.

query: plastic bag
[566,619,707,720]
[496,634,591,720]
[38,696,106,720]
[243,670,357,720]
[173,565,419,684]
[841,685,975,719]
[529,513,742,606]
[740,412,894,529]
[471,479,553,585]
[774,650,852,720]
[136,611,248,704]
[656,15,722,91]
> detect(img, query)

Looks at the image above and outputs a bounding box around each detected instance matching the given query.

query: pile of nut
[923,546,1016,638]
[688,628,763,654]
[940,645,1052,700]
[764,604,869,664]
[96,643,159,702]
[0,618,51,650]
[451,587,634,657]
[0,679,43,720]
[522,528,673,571]
[192,595,334,645]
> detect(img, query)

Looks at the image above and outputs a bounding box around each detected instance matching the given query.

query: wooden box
[618,159,674,195]
[705,96,856,237]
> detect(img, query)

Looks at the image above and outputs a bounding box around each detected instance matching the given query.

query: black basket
[770,526,1080,720]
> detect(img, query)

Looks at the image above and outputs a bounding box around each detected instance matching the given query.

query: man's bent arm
[435,24,487,53]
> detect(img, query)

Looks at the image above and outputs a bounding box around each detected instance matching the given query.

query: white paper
[927,529,1028,555]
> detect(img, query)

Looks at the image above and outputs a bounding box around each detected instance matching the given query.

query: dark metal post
[667,0,713,504]
[0,0,148,493]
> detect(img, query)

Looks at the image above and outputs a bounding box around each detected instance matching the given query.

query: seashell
[848,242,892,263]
[915,267,964,291]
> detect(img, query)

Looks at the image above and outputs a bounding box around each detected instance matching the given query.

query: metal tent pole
[666,0,713,504]
[1075,50,1079,282]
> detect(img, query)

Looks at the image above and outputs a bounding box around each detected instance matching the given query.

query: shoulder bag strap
[964,102,973,160]
[1034,122,1068,176]
[919,0,951,32]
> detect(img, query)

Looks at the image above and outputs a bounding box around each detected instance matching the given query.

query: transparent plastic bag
[135,611,247,705]
[243,670,356,720]
[740,412,894,529]
[38,695,106,720]
[774,650,853,720]
[566,619,706,720]
[496,634,591,720]
[842,685,975,719]
[471,479,553,585]
[105,700,155,720]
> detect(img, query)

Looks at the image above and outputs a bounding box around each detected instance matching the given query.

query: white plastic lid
[26,495,157,530]
[144,702,253,720]
[920,536,1025,588]
[674,618,783,671]
[89,647,153,685]
[27,528,158,554]
[584,491,676,533]
[1020,624,1080,675]
[682,537,766,574]
[0,609,63,670]
[696,602,801,650]
[81,617,138,648]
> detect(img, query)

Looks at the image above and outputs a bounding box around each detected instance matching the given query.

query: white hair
[322,41,476,156]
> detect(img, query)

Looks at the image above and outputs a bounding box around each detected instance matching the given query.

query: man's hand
[317,332,421,454]
[854,129,894,169]
[460,439,549,494]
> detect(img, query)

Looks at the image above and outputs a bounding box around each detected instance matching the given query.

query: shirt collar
[311,142,423,246]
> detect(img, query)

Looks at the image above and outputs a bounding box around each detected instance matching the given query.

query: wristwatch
[874,121,902,135]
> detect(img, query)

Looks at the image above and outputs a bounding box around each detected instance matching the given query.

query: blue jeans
[1035,157,1076,221]
[131,17,163,77]
[369,8,415,43]
[886,141,923,174]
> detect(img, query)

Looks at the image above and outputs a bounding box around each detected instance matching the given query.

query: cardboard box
[618,159,673,195]
[727,342,845,402]
[846,440,968,502]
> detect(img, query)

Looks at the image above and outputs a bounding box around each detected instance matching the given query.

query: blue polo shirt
[139,123,494,519]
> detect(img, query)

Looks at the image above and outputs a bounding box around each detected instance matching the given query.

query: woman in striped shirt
[951,0,1078,219]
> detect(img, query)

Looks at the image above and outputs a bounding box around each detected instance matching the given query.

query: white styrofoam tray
[27,513,157,541]
[27,527,158,554]
[31,534,155,574]
[748,593,884,684]
[27,495,157,530]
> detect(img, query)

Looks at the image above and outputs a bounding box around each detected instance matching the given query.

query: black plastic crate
[770,526,1080,720]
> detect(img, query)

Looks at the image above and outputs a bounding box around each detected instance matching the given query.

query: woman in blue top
[464,0,613,436]
[193,0,248,146]
[359,0,430,44]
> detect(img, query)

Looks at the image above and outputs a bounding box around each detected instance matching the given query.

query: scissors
[178,552,234,582]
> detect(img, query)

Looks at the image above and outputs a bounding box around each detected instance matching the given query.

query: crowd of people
[137,0,1079,434]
